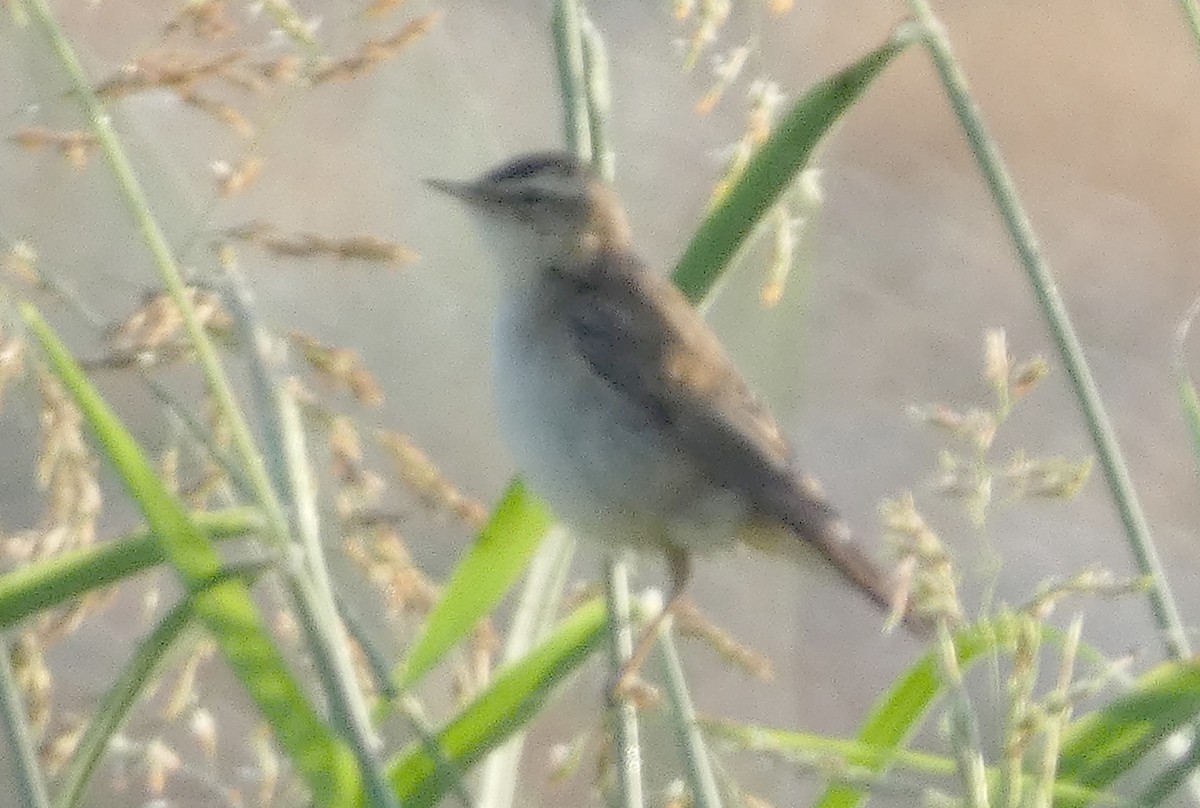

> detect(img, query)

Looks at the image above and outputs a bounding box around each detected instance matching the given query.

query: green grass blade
[1056,659,1200,803]
[56,562,271,808]
[670,26,918,302]
[812,618,1113,808]
[394,481,552,691]
[0,639,52,808]
[0,508,262,630]
[388,598,606,807]
[705,714,956,776]
[54,598,201,808]
[1178,372,1200,477]
[702,718,1115,804]
[21,304,363,808]
[1173,300,1200,479]
[813,622,1007,808]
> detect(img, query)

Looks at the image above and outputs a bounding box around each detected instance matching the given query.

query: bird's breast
[491,284,745,552]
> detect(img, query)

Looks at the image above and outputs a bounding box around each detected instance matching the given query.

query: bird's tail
[744,476,933,638]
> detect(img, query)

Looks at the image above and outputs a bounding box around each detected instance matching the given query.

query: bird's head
[428,152,631,281]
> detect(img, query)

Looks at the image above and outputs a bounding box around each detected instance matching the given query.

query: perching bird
[429,152,921,689]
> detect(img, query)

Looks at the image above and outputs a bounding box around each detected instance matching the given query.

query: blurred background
[2,1,1200,805]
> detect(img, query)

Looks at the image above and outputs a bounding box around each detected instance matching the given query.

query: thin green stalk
[337,600,476,808]
[702,716,1118,804]
[1138,728,1200,806]
[397,694,478,808]
[477,527,575,808]
[1172,298,1200,480]
[551,0,593,160]
[280,391,398,808]
[1000,615,1040,808]
[0,507,264,630]
[23,0,290,541]
[221,262,395,808]
[1175,0,1200,62]
[604,562,646,808]
[5,0,28,26]
[55,563,270,808]
[144,376,252,501]
[0,634,52,808]
[580,13,613,180]
[658,627,723,808]
[936,621,990,808]
[904,0,1192,663]
[550,3,644,807]
[1032,615,1082,808]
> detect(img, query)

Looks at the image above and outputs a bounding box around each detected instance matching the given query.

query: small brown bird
[430,152,920,688]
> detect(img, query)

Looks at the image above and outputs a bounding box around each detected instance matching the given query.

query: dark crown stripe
[483,152,583,185]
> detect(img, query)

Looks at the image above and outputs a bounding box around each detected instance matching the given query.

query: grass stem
[903,0,1192,662]
[0,635,52,808]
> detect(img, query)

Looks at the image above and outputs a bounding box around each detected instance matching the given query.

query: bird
[428,152,922,691]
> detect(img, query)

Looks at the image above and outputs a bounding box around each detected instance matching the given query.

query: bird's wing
[559,249,798,505]
[558,250,913,625]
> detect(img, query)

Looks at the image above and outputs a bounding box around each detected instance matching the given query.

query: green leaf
[671,26,918,303]
[389,597,606,807]
[55,562,270,808]
[0,508,262,630]
[394,481,552,690]
[1173,301,1200,481]
[55,599,200,808]
[813,621,1008,808]
[22,304,363,808]
[812,617,1113,808]
[1057,658,1200,805]
[702,718,1115,804]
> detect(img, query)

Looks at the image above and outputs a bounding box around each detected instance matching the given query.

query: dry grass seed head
[183,92,256,137]
[677,0,731,70]
[1024,567,1148,622]
[226,223,418,266]
[694,44,750,114]
[880,494,964,625]
[110,285,232,354]
[163,640,214,721]
[290,332,384,407]
[189,706,218,761]
[1004,452,1093,500]
[95,49,245,100]
[0,326,26,414]
[312,13,441,84]
[38,588,118,645]
[163,0,236,40]
[41,719,85,773]
[365,0,409,19]
[11,632,52,736]
[3,241,39,285]
[10,128,99,170]
[144,737,182,795]
[343,527,439,616]
[673,600,773,680]
[251,723,282,805]
[377,430,487,528]
[259,0,322,48]
[212,154,263,195]
[35,371,101,557]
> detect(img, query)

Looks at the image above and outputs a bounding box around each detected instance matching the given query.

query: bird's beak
[425,178,481,204]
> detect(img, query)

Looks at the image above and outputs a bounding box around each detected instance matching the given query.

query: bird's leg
[611,548,691,698]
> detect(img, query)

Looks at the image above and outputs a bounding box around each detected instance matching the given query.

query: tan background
[2,1,1199,805]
